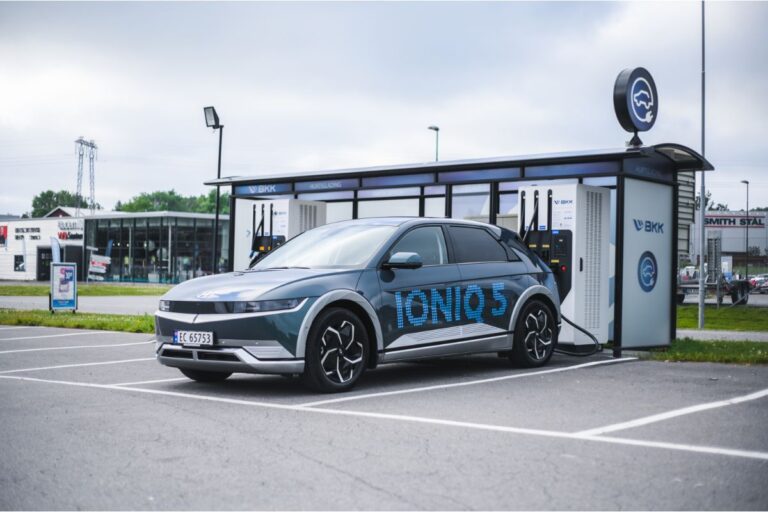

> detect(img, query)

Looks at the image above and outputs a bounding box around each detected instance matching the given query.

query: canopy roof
[205,143,713,187]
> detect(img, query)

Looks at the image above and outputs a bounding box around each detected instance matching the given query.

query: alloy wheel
[523,308,553,360]
[319,320,364,383]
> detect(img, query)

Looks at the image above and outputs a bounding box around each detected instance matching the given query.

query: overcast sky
[0,1,766,215]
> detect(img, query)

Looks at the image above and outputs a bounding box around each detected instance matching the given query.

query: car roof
[330,217,504,234]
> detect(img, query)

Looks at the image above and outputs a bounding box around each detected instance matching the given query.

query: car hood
[162,268,357,302]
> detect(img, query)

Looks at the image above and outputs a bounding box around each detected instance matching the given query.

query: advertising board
[88,254,111,281]
[50,262,77,311]
[620,178,672,347]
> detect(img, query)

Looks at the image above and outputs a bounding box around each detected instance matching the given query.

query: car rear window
[448,226,509,263]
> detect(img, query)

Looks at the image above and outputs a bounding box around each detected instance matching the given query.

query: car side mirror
[383,252,423,269]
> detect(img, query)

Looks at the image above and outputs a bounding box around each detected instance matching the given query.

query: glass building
[84,212,229,283]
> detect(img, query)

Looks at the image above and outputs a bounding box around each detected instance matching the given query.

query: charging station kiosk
[518,184,611,351]
[208,68,714,356]
[232,198,326,270]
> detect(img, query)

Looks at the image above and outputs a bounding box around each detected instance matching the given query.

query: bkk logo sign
[633,218,664,234]
[234,183,293,195]
[637,251,658,293]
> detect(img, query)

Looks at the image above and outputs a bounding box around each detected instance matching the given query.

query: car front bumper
[156,343,304,375]
[154,299,314,375]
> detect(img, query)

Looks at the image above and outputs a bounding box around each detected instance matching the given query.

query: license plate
[173,330,214,346]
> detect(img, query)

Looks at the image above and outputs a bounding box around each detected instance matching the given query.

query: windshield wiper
[263,266,310,270]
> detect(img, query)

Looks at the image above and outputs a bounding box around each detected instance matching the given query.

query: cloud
[0,1,765,214]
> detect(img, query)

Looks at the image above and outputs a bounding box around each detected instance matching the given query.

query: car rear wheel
[179,368,232,382]
[302,307,368,393]
[731,283,750,305]
[510,299,556,368]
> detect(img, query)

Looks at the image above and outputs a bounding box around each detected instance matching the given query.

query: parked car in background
[749,273,768,289]
[753,278,768,294]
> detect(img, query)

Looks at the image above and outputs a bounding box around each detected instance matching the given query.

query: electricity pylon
[75,137,97,216]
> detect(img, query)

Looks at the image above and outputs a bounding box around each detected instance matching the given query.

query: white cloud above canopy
[0,1,765,214]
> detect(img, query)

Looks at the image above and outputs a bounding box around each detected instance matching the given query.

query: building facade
[83,212,229,283]
[0,209,228,283]
[690,211,768,265]
[0,216,85,281]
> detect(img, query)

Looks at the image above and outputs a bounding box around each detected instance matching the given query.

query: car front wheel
[302,307,368,393]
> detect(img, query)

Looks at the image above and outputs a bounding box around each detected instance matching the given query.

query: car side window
[498,230,525,261]
[389,226,448,266]
[448,226,509,263]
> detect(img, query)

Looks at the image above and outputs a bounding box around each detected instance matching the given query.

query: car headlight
[241,298,303,313]
[157,298,304,314]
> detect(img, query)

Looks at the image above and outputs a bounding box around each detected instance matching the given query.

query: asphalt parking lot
[1,326,767,510]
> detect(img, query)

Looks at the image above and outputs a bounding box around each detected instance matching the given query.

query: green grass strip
[676,305,768,332]
[0,284,171,297]
[649,338,768,365]
[0,309,154,334]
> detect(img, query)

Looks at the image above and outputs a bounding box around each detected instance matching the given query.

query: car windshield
[252,222,398,270]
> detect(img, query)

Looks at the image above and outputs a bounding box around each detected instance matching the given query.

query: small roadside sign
[50,262,78,312]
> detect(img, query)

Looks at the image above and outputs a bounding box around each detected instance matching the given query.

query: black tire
[179,368,232,382]
[731,284,749,306]
[510,299,556,368]
[302,307,369,393]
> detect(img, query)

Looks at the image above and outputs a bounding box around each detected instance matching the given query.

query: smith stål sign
[705,215,766,228]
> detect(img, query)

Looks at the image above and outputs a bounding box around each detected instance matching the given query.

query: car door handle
[580,258,583,272]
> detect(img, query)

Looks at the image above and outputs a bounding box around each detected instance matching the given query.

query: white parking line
[0,331,107,342]
[298,357,637,407]
[0,341,153,354]
[110,377,188,386]
[575,387,768,437]
[2,373,767,462]
[0,357,155,374]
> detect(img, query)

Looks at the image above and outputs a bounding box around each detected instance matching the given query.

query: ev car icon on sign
[631,78,655,124]
[613,67,659,134]
[637,251,658,293]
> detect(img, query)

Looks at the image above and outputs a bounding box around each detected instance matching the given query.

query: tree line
[27,189,230,218]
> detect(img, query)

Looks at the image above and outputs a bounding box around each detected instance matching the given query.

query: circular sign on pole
[637,251,658,293]
[613,67,659,133]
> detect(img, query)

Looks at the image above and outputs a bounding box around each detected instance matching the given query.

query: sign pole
[212,125,223,275]
[697,0,706,329]
[745,181,749,280]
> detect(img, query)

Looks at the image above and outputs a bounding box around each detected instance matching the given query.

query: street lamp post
[428,125,439,162]
[741,179,750,281]
[204,106,223,274]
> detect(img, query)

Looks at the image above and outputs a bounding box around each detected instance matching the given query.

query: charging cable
[555,314,602,356]
[521,197,538,244]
